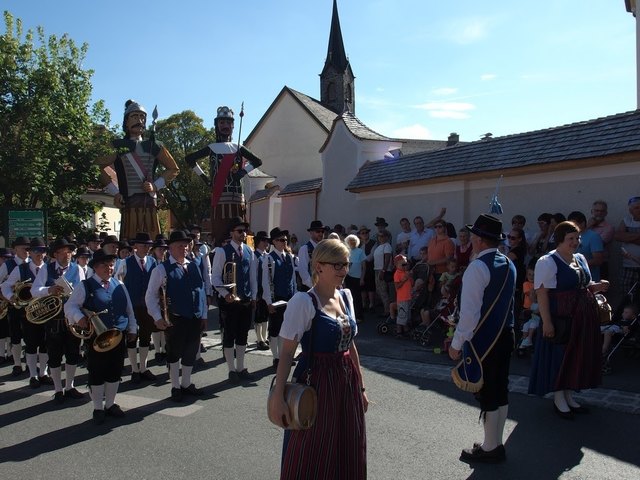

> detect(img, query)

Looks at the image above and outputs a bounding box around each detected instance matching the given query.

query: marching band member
[2,238,51,387]
[145,230,207,402]
[211,217,257,384]
[0,236,30,375]
[251,231,271,351]
[85,233,102,257]
[297,220,326,292]
[0,247,14,363]
[115,233,158,384]
[31,238,86,402]
[74,246,93,278]
[262,227,297,368]
[64,249,138,425]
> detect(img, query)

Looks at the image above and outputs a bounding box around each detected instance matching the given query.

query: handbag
[267,292,319,430]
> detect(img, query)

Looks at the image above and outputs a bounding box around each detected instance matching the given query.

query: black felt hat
[167,230,192,245]
[131,232,154,245]
[466,214,505,241]
[50,237,77,253]
[269,227,289,243]
[227,216,249,232]
[88,249,117,269]
[374,217,388,227]
[254,231,270,243]
[307,220,325,232]
[12,236,30,248]
[101,235,120,246]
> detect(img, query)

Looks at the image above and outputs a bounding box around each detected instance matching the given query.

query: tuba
[26,276,73,325]
[12,280,33,308]
[80,308,123,352]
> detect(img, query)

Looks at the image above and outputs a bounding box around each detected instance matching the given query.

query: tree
[154,110,215,227]
[0,11,113,237]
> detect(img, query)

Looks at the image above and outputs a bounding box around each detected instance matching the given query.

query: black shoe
[181,384,204,396]
[106,404,125,418]
[64,388,85,400]
[553,403,574,420]
[131,372,141,384]
[29,377,41,389]
[53,391,65,404]
[93,409,106,425]
[257,341,270,351]
[170,387,183,402]
[38,375,54,385]
[272,358,279,370]
[460,444,506,463]
[569,404,590,414]
[11,365,23,377]
[238,369,254,381]
[140,370,157,381]
[228,371,240,384]
[193,358,206,371]
[200,344,207,353]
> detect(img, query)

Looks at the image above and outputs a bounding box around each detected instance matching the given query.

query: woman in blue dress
[269,239,368,479]
[528,221,609,418]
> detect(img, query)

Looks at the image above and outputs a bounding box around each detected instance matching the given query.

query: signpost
[2,209,47,246]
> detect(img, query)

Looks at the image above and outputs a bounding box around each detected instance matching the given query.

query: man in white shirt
[297,220,325,291]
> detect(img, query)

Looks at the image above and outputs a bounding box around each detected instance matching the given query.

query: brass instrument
[0,299,8,319]
[66,316,94,340]
[11,280,33,308]
[80,308,123,352]
[159,282,173,327]
[26,276,73,325]
[221,253,239,301]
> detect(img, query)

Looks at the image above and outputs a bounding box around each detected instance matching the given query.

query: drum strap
[304,292,318,386]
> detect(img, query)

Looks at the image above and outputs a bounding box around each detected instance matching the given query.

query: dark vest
[163,260,205,319]
[255,250,264,297]
[222,243,251,300]
[268,251,295,300]
[45,262,82,288]
[18,262,36,282]
[5,258,18,276]
[123,255,156,307]
[83,277,129,331]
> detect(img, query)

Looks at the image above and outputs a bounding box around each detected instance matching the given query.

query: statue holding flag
[96,100,180,240]
[185,105,262,246]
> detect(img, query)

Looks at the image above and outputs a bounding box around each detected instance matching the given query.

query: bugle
[221,254,240,302]
[80,308,123,352]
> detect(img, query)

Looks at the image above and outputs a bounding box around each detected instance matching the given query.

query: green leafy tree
[154,110,214,227]
[0,11,113,237]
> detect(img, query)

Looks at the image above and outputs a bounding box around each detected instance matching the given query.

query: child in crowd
[392,254,413,337]
[438,258,461,292]
[601,304,637,356]
[419,284,457,328]
[518,267,540,351]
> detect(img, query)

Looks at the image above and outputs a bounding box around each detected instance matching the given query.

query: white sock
[260,323,269,343]
[564,390,581,408]
[104,381,119,409]
[139,347,149,372]
[482,410,500,451]
[1,337,9,356]
[65,363,77,390]
[159,332,166,352]
[169,362,180,389]
[38,352,49,376]
[224,347,236,372]
[11,343,22,366]
[151,332,163,353]
[269,337,279,359]
[181,365,193,388]
[255,324,262,343]
[90,384,105,410]
[26,353,38,378]
[50,366,63,392]
[497,405,508,446]
[127,347,139,373]
[554,391,570,412]
[236,345,246,372]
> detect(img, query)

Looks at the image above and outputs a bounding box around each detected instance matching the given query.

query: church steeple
[320,0,355,114]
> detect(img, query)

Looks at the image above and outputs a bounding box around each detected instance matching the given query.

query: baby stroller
[412,294,459,347]
[602,313,639,374]
[376,295,421,335]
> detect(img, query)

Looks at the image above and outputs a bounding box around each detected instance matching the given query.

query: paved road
[1,310,639,479]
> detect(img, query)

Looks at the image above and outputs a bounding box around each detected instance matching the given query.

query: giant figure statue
[185,106,262,246]
[96,100,179,240]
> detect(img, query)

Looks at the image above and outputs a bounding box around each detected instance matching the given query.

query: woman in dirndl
[269,239,368,480]
[528,221,609,418]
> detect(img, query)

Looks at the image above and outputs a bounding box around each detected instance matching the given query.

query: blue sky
[2,0,637,143]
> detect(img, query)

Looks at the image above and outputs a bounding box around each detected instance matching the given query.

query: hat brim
[53,243,77,253]
[307,226,325,232]
[88,253,118,269]
[465,224,506,241]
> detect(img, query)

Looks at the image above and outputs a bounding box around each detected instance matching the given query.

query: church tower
[320,0,355,114]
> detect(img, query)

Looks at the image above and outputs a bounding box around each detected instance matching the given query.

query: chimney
[447,132,459,147]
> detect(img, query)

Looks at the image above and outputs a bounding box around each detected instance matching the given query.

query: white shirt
[0,256,27,285]
[408,229,434,260]
[31,261,86,298]
[534,250,591,289]
[63,274,137,334]
[1,260,43,301]
[297,240,318,289]
[372,243,392,271]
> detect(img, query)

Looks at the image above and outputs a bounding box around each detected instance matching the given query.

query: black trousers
[87,335,125,385]
[475,328,514,412]
[126,306,158,348]
[221,300,252,348]
[267,296,289,338]
[8,307,23,344]
[344,275,364,320]
[254,299,269,324]
[165,316,201,366]
[21,317,46,354]
[45,317,81,367]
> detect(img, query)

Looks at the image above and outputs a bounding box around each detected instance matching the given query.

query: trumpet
[221,254,239,302]
[26,276,73,325]
[159,282,173,327]
[11,281,33,308]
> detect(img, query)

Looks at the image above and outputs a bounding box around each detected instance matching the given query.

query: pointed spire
[325,0,349,72]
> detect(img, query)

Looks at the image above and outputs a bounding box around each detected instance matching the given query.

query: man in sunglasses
[297,220,326,292]
[185,106,263,247]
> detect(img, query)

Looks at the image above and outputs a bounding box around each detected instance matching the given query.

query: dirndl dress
[281,290,367,480]
[528,253,602,395]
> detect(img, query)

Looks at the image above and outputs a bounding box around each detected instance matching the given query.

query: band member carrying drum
[64,249,138,425]
[31,238,86,403]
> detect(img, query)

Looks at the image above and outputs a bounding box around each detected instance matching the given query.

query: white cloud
[391,124,433,139]
[431,87,458,96]
[480,74,496,81]
[443,17,492,45]
[429,111,471,120]
[413,101,475,120]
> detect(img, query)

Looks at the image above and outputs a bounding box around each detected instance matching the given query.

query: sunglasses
[320,262,352,270]
[274,238,287,243]
[233,228,246,233]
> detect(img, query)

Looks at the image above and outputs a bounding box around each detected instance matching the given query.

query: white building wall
[280,193,318,239]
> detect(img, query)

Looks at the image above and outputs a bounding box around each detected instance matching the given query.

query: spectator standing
[587,200,615,279]
[614,196,640,306]
[567,211,604,282]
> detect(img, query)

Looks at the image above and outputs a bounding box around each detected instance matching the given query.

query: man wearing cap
[297,220,325,292]
[262,227,297,368]
[146,230,207,401]
[190,224,210,258]
[31,238,86,402]
[65,249,138,424]
[116,233,159,384]
[95,100,179,240]
[251,231,271,350]
[449,214,516,463]
[0,236,30,375]
[2,238,51,387]
[211,217,257,383]
[185,106,263,247]
[615,196,640,306]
